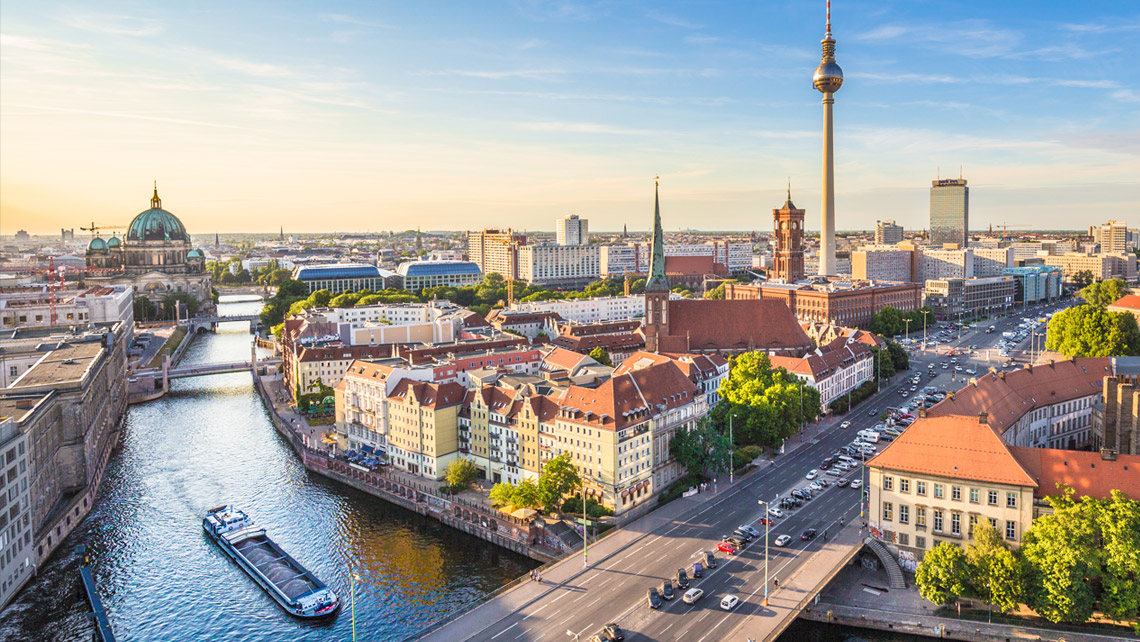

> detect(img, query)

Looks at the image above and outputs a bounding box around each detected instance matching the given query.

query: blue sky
[1,1,1137,235]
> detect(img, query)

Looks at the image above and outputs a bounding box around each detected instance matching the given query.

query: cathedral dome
[187,248,203,259]
[107,236,122,248]
[87,237,109,253]
[126,186,189,242]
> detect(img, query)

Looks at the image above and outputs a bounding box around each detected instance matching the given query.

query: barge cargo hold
[203,505,339,618]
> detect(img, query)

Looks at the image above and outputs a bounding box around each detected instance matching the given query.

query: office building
[929,178,969,247]
[1003,266,1062,305]
[1092,220,1131,253]
[0,285,134,330]
[972,247,1014,277]
[922,247,973,281]
[0,416,34,609]
[1053,252,1138,283]
[555,215,588,246]
[292,264,392,294]
[725,280,923,329]
[396,260,481,292]
[875,220,904,245]
[599,241,752,278]
[851,245,919,282]
[925,276,1015,321]
[467,229,526,280]
[516,244,601,287]
[771,191,805,281]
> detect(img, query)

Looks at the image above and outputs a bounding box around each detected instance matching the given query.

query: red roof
[388,379,467,409]
[656,299,811,354]
[1108,294,1140,312]
[665,255,716,276]
[552,332,644,353]
[542,346,592,372]
[1012,447,1140,500]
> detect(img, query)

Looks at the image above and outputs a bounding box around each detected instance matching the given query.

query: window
[988,517,997,529]
[970,488,979,504]
[969,514,978,537]
[899,533,909,546]
[933,510,944,533]
[951,513,961,536]
[1006,520,1016,540]
[916,481,926,496]
[900,479,910,493]
[934,484,944,499]
[883,502,893,521]
[1006,492,1017,508]
[899,505,909,524]
[916,535,926,550]
[916,506,927,527]
[883,476,893,491]
[988,490,998,506]
[951,486,961,501]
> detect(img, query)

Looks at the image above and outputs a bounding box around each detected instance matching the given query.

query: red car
[758,518,774,526]
[717,541,738,554]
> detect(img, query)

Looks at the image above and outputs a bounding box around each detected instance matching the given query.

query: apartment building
[769,337,874,411]
[555,215,589,246]
[1053,252,1138,283]
[516,244,601,287]
[599,241,752,277]
[972,247,1014,277]
[851,245,918,282]
[922,247,973,281]
[0,416,33,609]
[875,220,904,245]
[1092,219,1132,253]
[467,229,526,280]
[511,295,647,324]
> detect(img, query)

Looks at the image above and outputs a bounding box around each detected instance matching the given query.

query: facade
[1003,266,1063,305]
[771,192,806,282]
[1094,364,1140,455]
[922,247,973,281]
[395,260,481,293]
[84,187,212,308]
[0,285,134,330]
[555,215,588,246]
[551,323,645,363]
[511,295,647,324]
[1052,252,1138,283]
[467,229,526,280]
[1092,220,1131,253]
[769,337,874,411]
[972,247,1014,277]
[851,245,917,282]
[0,416,34,610]
[516,244,601,287]
[929,178,969,247]
[725,280,923,329]
[484,309,561,340]
[599,241,752,277]
[875,220,904,245]
[924,276,1015,321]
[292,264,388,294]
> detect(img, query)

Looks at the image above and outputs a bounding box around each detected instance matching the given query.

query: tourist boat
[203,505,339,618]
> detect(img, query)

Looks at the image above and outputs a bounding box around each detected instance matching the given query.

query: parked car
[703,551,718,569]
[661,580,675,600]
[602,623,625,641]
[806,469,818,480]
[733,528,754,541]
[720,594,740,611]
[774,534,792,546]
[739,525,761,538]
[801,528,818,541]
[768,507,784,518]
[675,569,690,589]
[722,535,745,548]
[691,562,703,579]
[840,420,851,429]
[716,541,738,554]
[647,588,662,609]
[683,588,704,604]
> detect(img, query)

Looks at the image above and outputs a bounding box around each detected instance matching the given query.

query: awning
[360,445,375,454]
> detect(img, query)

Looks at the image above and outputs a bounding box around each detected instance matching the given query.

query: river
[0,297,536,642]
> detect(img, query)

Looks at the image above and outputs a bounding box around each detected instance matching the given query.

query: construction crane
[79,222,126,237]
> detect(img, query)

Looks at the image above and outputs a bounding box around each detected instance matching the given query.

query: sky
[1,1,1138,237]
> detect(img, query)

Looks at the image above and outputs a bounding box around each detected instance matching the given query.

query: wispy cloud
[684,35,721,45]
[319,13,394,29]
[59,13,164,37]
[854,20,1021,58]
[510,1,599,22]
[519,121,658,135]
[4,103,257,131]
[1057,21,1140,34]
[1110,89,1140,104]
[429,68,568,81]
[519,38,547,50]
[215,57,294,79]
[647,10,702,30]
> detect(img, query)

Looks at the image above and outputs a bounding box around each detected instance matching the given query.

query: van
[837,455,856,466]
[857,430,880,443]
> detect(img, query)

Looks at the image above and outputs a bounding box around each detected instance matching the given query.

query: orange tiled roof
[1012,447,1140,500]
[867,414,1038,488]
[1108,294,1140,312]
[657,299,812,354]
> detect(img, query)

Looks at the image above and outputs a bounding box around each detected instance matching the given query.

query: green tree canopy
[915,542,970,606]
[588,347,612,367]
[965,521,1023,614]
[1045,305,1140,357]
[444,458,479,491]
[705,283,726,300]
[669,419,733,479]
[714,352,820,447]
[886,340,909,371]
[1071,270,1095,288]
[537,453,581,512]
[1079,278,1129,308]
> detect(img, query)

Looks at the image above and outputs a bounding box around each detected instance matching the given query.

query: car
[722,535,745,548]
[757,517,773,527]
[850,480,863,489]
[800,487,815,498]
[817,478,830,488]
[837,479,849,488]
[840,420,851,429]
[691,562,704,578]
[790,489,806,500]
[602,624,625,641]
[898,389,908,396]
[801,528,818,541]
[774,534,792,546]
[809,481,823,491]
[806,469,818,480]
[703,551,718,568]
[720,594,740,611]
[868,408,878,416]
[909,385,918,392]
[768,507,784,519]
[733,528,754,541]
[716,540,737,554]
[675,569,690,589]
[820,459,832,468]
[661,580,675,600]
[683,588,704,604]
[739,525,761,538]
[647,588,663,609]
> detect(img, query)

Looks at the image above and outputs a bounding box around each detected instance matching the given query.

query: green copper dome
[187,248,202,259]
[126,186,189,242]
[107,236,122,248]
[87,237,109,253]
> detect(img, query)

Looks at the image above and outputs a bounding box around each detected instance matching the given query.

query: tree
[133,297,158,322]
[965,521,1022,614]
[588,347,612,367]
[444,459,479,491]
[886,340,909,371]
[669,420,733,479]
[871,346,897,381]
[716,352,820,448]
[1071,270,1095,288]
[489,482,517,508]
[1096,490,1140,624]
[1020,487,1101,623]
[514,478,542,510]
[161,293,200,319]
[536,454,581,512]
[1045,305,1140,357]
[915,542,970,606]
[870,305,905,337]
[705,283,726,299]
[1079,278,1129,308]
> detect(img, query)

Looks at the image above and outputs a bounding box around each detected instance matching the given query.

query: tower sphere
[813,59,843,93]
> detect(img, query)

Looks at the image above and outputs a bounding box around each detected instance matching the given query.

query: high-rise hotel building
[930,178,969,247]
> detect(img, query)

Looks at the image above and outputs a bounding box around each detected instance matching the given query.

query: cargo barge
[203,505,339,618]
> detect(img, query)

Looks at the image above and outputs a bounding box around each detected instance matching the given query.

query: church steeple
[151,181,162,209]
[646,177,668,293]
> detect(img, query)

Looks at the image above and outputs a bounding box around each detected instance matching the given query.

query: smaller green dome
[107,236,122,248]
[87,237,109,253]
[187,248,203,259]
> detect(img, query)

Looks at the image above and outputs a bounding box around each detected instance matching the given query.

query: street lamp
[728,414,737,484]
[921,309,931,353]
[566,630,580,642]
[757,497,774,606]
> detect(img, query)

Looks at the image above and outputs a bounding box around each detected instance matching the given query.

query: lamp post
[581,484,588,568]
[349,572,361,642]
[757,498,773,606]
[860,448,867,518]
[904,317,912,342]
[921,309,931,353]
[728,414,736,484]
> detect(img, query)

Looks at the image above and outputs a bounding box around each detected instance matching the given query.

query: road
[450,348,966,642]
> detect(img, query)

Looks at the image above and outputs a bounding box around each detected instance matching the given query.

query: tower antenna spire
[787,177,791,200]
[826,0,832,36]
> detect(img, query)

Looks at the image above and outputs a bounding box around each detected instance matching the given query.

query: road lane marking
[490,623,517,639]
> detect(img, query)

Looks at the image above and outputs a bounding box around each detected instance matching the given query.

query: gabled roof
[387,379,465,409]
[657,299,812,353]
[541,346,593,372]
[552,332,644,353]
[1108,294,1140,313]
[867,414,1038,488]
[928,358,1111,436]
[1012,447,1140,500]
[556,360,701,431]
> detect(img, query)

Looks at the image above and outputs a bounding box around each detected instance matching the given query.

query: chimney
[948,391,955,400]
[918,408,927,418]
[979,412,988,424]
[1101,448,1118,461]
[1027,363,1033,373]
[999,371,1005,380]
[1049,359,1055,368]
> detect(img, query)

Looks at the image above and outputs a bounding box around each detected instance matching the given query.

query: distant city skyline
[2,2,1138,235]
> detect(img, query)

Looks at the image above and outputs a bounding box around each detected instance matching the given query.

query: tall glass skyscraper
[930,178,968,247]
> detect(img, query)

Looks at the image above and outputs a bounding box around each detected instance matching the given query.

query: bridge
[186,314,262,333]
[131,358,281,382]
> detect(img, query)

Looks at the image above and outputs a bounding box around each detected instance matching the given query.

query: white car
[850,480,863,489]
[840,420,851,429]
[683,588,704,604]
[806,470,818,480]
[768,507,784,519]
[774,534,792,546]
[809,481,823,491]
[720,594,740,611]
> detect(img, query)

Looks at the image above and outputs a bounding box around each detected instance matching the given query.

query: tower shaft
[819,93,836,276]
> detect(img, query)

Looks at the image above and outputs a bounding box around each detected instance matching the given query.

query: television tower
[813,0,843,276]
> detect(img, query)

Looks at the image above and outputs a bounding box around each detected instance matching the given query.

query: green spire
[646,177,668,292]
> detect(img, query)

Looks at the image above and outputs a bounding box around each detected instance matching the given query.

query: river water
[0,297,536,642]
